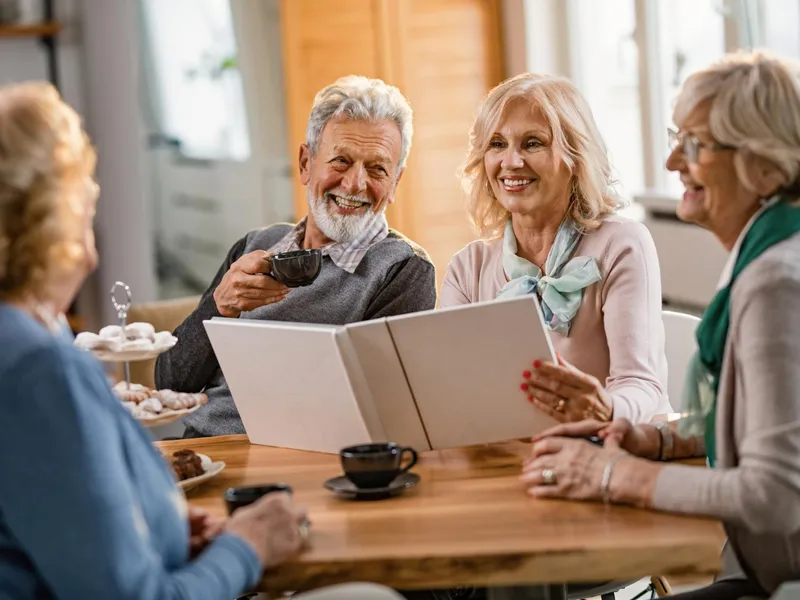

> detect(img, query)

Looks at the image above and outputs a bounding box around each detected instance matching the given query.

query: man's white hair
[305,75,413,170]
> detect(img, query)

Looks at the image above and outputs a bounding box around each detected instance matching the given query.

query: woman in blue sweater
[0,82,403,600]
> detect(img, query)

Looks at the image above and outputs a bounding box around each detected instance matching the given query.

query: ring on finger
[298,520,310,541]
[541,467,557,485]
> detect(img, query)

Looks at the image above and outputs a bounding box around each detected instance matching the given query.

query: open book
[203,295,558,453]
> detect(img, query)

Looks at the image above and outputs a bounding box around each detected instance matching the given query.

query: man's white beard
[308,190,382,243]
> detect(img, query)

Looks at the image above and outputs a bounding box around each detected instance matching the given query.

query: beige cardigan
[653,232,800,593]
[440,215,672,422]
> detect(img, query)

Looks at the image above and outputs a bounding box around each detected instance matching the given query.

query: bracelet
[600,454,627,504]
[655,422,674,461]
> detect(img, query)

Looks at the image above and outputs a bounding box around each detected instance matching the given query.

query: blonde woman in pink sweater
[441,73,672,425]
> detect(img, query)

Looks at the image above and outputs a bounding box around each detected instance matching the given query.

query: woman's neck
[8,295,64,333]
[511,206,568,270]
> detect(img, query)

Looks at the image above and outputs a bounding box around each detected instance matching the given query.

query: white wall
[79,0,157,325]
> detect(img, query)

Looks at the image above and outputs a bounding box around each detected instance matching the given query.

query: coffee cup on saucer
[324,442,420,500]
[340,442,418,488]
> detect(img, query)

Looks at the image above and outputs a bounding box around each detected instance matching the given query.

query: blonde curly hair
[0,82,97,302]
[460,73,623,239]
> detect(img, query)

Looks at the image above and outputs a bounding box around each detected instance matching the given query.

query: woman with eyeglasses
[523,51,800,599]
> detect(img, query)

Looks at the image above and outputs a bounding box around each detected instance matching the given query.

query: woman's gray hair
[674,50,800,193]
[305,75,413,171]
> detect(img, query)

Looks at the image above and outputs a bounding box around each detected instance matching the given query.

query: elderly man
[155,75,436,438]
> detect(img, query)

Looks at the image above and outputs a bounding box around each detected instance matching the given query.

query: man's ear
[299,144,312,185]
[387,167,405,205]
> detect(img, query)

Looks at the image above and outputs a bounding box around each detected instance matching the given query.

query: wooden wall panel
[399,0,504,285]
[281,0,383,218]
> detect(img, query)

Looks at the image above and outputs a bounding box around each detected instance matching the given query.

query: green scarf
[682,196,800,467]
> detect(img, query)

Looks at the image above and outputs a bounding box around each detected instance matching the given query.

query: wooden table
[158,435,725,595]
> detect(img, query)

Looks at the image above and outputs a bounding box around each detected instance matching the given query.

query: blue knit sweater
[0,303,260,599]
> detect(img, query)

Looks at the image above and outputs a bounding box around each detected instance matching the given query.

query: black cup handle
[399,447,418,473]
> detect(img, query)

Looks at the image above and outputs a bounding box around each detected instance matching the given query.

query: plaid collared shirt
[267,215,389,274]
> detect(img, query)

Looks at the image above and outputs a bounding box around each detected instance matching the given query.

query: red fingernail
[533,360,541,368]
[522,370,531,378]
[527,395,534,403]
[520,382,528,391]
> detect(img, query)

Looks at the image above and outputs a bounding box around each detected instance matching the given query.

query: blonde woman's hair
[673,50,800,194]
[0,82,96,302]
[460,73,622,239]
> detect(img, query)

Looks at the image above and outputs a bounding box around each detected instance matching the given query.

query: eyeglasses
[668,128,736,163]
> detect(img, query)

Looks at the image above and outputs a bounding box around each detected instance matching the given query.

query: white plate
[177,453,226,493]
[91,337,178,362]
[135,403,203,427]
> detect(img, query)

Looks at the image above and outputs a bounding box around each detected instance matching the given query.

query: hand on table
[225,492,309,569]
[521,354,612,423]
[188,505,225,557]
[532,418,661,460]
[213,251,290,318]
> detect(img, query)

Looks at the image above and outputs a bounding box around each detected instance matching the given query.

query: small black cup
[269,249,322,287]
[340,442,418,489]
[224,483,293,515]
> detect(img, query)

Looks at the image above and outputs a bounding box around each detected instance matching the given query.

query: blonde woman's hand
[225,492,308,568]
[521,354,612,423]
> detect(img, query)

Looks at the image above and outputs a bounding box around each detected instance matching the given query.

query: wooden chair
[126,295,201,389]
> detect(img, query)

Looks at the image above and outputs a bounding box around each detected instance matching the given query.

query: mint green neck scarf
[496,218,601,335]
[681,196,800,467]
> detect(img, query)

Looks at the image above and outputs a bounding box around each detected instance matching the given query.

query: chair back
[662,310,701,412]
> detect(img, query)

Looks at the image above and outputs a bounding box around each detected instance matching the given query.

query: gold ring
[556,399,567,412]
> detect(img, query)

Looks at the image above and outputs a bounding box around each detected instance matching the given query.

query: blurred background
[1,0,796,328]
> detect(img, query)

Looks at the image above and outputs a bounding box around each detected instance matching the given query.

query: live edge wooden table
[156,435,725,596]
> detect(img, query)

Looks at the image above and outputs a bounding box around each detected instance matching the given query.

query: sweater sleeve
[0,346,261,600]
[600,222,669,422]
[155,235,248,392]
[439,255,472,308]
[652,261,800,535]
[364,255,437,319]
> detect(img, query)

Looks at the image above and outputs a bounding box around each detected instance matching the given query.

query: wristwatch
[654,422,675,461]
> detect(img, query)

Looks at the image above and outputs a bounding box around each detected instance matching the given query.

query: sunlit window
[140,0,250,161]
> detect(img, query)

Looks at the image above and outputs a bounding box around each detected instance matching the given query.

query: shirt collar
[268,215,389,274]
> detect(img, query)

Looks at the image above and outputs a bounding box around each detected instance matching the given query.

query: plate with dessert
[113,382,208,426]
[167,449,226,493]
[74,322,177,362]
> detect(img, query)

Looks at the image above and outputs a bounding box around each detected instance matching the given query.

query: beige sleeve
[600,222,669,422]
[653,260,800,535]
[439,255,473,308]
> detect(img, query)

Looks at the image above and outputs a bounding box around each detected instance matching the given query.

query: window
[525,0,799,199]
[139,0,251,161]
[570,0,643,198]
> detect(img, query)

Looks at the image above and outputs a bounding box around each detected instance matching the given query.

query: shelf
[0,22,62,38]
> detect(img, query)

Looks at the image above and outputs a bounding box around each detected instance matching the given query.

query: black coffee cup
[224,483,293,515]
[340,442,418,489]
[269,249,322,287]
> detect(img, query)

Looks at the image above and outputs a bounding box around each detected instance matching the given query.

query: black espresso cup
[340,442,418,489]
[224,483,293,515]
[269,249,322,287]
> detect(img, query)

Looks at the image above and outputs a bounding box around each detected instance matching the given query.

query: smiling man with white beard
[156,75,436,438]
